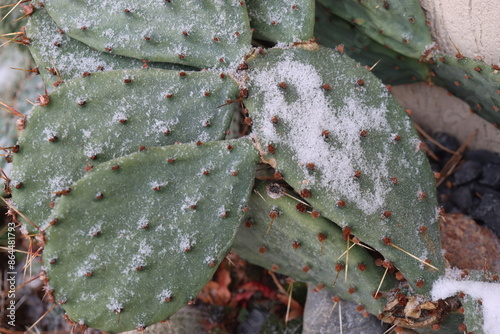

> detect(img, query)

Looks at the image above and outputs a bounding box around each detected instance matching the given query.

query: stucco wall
[419,0,500,65]
[391,0,500,152]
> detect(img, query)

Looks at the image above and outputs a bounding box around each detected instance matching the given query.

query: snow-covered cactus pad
[233,181,398,317]
[430,54,500,127]
[26,5,192,85]
[42,138,259,332]
[246,0,315,43]
[431,269,500,334]
[317,0,433,59]
[42,0,252,68]
[314,2,429,85]
[245,44,444,294]
[11,69,240,233]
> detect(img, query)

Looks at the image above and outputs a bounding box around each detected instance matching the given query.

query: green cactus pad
[314,3,429,85]
[43,139,259,332]
[42,0,252,69]
[26,5,194,85]
[11,69,240,234]
[246,0,315,43]
[317,0,433,59]
[245,44,444,294]
[461,296,484,334]
[232,181,398,316]
[430,54,500,127]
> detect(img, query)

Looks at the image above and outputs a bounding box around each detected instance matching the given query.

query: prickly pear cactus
[314,2,429,85]
[41,0,252,68]
[6,0,496,332]
[246,0,315,43]
[25,5,193,85]
[42,139,259,332]
[11,69,240,233]
[430,54,500,127]
[0,71,42,187]
[313,1,500,128]
[317,0,434,59]
[233,181,398,317]
[245,44,444,294]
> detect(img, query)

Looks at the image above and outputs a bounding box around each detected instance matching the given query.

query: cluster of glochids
[1,0,497,333]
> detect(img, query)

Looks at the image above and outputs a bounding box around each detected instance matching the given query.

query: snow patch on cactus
[177,234,196,253]
[106,298,123,312]
[180,195,201,212]
[250,56,394,215]
[149,119,180,136]
[157,289,172,303]
[112,112,128,124]
[48,174,73,193]
[78,292,98,302]
[136,217,149,229]
[123,240,153,274]
[88,223,102,237]
[431,268,500,334]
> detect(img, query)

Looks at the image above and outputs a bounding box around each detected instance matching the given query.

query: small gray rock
[479,163,500,189]
[302,284,388,334]
[238,309,268,334]
[453,161,482,185]
[450,186,473,212]
[465,150,500,165]
[470,193,500,237]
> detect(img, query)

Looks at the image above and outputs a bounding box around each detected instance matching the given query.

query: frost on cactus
[317,0,433,59]
[42,0,252,68]
[246,0,315,43]
[233,181,398,317]
[26,5,193,85]
[42,139,259,332]
[244,44,444,293]
[11,69,240,233]
[314,2,429,85]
